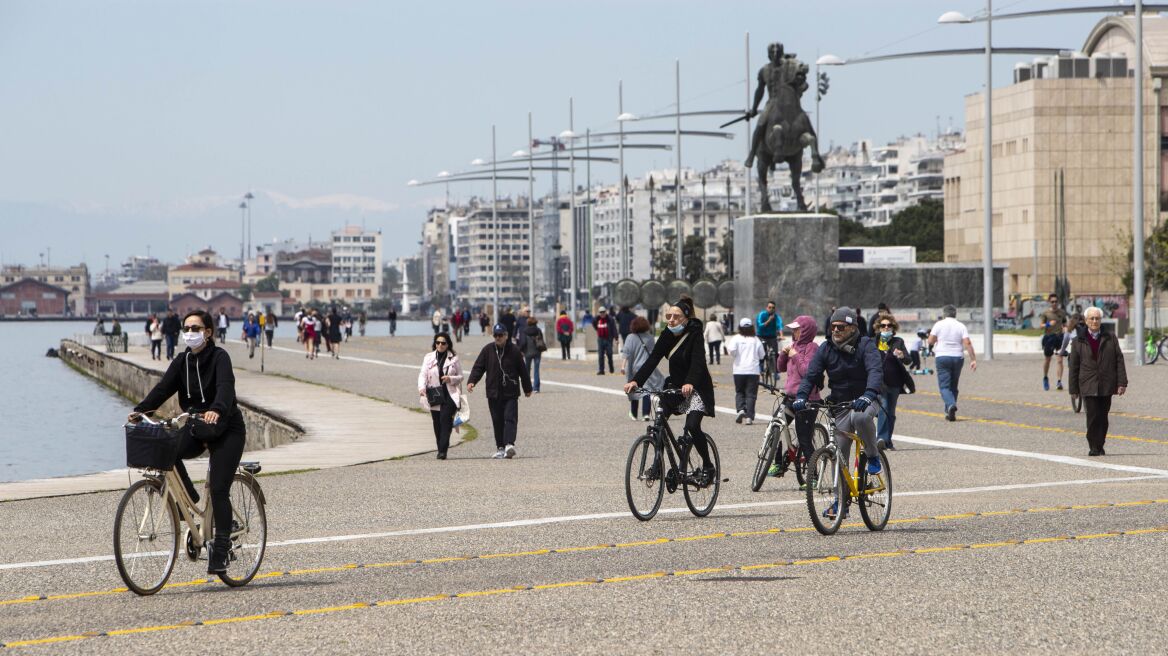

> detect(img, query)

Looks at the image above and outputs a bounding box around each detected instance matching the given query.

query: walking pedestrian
[555,310,574,360]
[479,311,489,335]
[358,310,367,337]
[263,309,277,347]
[467,323,533,459]
[624,296,716,478]
[594,307,617,375]
[302,311,317,359]
[1068,307,1128,456]
[727,317,765,425]
[241,312,260,359]
[327,307,343,359]
[928,304,977,421]
[388,308,398,337]
[216,308,229,342]
[874,314,913,450]
[616,306,636,345]
[704,313,726,365]
[451,309,464,342]
[431,308,443,335]
[500,307,517,342]
[776,316,821,478]
[620,316,662,421]
[1038,293,1068,391]
[343,307,353,342]
[294,307,305,343]
[516,316,546,393]
[148,314,163,360]
[162,310,180,360]
[418,331,462,459]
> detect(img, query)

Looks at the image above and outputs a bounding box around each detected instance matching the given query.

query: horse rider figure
[744,42,825,212]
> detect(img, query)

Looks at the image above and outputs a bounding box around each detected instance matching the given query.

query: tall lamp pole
[982,1,994,360]
[565,96,578,324]
[244,191,255,264]
[1135,0,1146,364]
[492,125,500,323]
[527,113,536,313]
[238,201,247,281]
[675,59,683,280]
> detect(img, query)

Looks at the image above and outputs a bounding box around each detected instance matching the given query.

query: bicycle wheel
[795,424,830,487]
[625,434,665,521]
[1150,338,1166,364]
[750,423,779,492]
[215,474,268,587]
[1071,394,1082,413]
[682,435,721,517]
[114,478,179,596]
[858,449,892,531]
[806,446,846,535]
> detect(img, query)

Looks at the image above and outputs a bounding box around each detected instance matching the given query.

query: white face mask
[182,331,206,349]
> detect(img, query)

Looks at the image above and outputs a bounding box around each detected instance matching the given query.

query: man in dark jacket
[794,307,884,517]
[162,310,181,360]
[468,323,533,459]
[615,306,636,343]
[1068,307,1128,456]
[594,307,617,375]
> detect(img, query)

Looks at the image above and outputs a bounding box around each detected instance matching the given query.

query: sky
[0,0,1132,270]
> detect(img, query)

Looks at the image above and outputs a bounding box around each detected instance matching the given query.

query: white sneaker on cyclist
[504,444,516,459]
[492,449,506,459]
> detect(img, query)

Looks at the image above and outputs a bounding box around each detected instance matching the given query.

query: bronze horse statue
[744,43,825,213]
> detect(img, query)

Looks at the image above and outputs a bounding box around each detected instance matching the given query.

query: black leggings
[683,411,712,467]
[174,415,246,539]
[430,397,457,453]
[630,396,651,417]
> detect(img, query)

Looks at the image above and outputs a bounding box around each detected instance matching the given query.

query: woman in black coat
[624,296,715,473]
[873,314,913,450]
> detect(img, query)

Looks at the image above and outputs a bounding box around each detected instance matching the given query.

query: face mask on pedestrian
[668,323,685,334]
[182,329,206,349]
[880,330,893,340]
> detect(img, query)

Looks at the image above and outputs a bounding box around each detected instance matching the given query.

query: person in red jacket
[594,307,617,375]
[555,310,575,360]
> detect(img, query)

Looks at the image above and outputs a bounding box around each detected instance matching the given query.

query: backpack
[533,331,548,353]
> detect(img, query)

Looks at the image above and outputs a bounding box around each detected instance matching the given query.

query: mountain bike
[115,413,268,595]
[760,343,778,389]
[1146,331,1167,364]
[804,401,892,535]
[624,388,723,521]
[750,383,829,492]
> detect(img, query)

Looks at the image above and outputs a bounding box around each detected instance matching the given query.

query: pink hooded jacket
[777,315,821,400]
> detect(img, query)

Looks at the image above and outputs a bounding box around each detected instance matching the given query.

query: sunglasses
[181,325,206,332]
[663,313,684,320]
[830,324,849,332]
[435,340,449,345]
[879,323,893,328]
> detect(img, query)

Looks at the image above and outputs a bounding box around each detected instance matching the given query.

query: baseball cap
[492,323,507,334]
[829,307,857,325]
[787,320,801,330]
[739,318,752,328]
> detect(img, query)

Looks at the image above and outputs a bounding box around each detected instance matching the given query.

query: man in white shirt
[927,305,977,422]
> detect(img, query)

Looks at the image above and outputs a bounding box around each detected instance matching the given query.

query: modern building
[455,199,532,311]
[943,13,1165,298]
[0,264,89,315]
[0,279,70,317]
[330,225,382,293]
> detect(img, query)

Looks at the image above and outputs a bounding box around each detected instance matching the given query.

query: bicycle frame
[647,395,688,479]
[148,468,213,550]
[818,404,885,500]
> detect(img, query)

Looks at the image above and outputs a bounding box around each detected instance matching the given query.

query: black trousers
[165,334,177,360]
[1083,395,1113,451]
[151,339,162,359]
[265,330,274,347]
[708,340,722,364]
[487,397,519,449]
[430,397,457,454]
[683,412,712,468]
[560,339,571,360]
[733,374,759,417]
[793,409,816,460]
[173,415,246,539]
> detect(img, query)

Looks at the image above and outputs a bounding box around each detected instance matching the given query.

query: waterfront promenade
[2,332,1167,653]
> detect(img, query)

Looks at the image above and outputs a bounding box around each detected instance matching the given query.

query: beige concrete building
[1,264,90,316]
[944,14,1166,300]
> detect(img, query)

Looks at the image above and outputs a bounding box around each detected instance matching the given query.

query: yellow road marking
[10,498,1168,610]
[12,524,1168,649]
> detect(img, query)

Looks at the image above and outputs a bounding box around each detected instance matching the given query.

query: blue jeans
[935,356,964,410]
[878,385,901,444]
[525,354,541,392]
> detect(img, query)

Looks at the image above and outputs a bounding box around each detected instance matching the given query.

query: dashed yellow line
[16,522,1157,650]
[915,390,1168,423]
[6,497,1168,613]
[898,408,1168,445]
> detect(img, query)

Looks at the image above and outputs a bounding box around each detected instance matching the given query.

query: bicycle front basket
[125,422,183,470]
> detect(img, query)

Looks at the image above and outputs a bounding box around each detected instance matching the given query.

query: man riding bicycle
[756,301,783,359]
[792,307,883,518]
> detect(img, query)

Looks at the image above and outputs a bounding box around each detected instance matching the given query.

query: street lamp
[562,118,579,324]
[244,191,255,261]
[238,201,248,280]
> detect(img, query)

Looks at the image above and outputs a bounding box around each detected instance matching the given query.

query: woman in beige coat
[418,332,463,459]
[1068,307,1127,456]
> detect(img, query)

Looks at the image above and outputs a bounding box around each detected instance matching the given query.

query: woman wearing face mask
[623,296,716,477]
[874,314,913,450]
[127,309,245,575]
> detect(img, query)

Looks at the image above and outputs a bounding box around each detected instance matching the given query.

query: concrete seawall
[58,339,303,451]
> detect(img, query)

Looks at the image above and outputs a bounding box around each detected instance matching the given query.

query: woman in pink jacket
[418,331,463,459]
[777,315,822,472]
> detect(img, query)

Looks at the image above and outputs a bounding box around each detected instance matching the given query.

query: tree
[1112,221,1168,297]
[717,231,734,277]
[383,265,401,295]
[682,235,708,283]
[255,274,279,293]
[652,236,678,281]
[837,198,944,262]
[238,283,253,302]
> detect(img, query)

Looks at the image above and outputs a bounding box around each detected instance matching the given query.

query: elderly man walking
[467,323,533,459]
[1068,307,1128,456]
[928,305,977,422]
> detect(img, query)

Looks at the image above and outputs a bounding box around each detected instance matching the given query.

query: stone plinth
[734,213,838,326]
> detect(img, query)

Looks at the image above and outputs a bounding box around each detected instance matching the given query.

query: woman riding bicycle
[128,309,245,575]
[623,296,716,477]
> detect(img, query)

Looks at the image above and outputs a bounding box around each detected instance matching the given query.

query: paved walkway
[0,346,443,502]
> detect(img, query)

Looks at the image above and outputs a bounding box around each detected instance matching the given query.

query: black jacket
[162,315,181,338]
[877,335,913,389]
[798,334,883,403]
[633,318,715,417]
[468,340,532,400]
[134,344,241,420]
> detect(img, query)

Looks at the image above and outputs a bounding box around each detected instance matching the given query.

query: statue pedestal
[733,213,839,328]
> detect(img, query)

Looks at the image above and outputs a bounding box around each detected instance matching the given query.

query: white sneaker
[736,411,745,424]
[504,444,516,459]
[492,449,506,459]
[745,417,754,425]
[629,411,638,421]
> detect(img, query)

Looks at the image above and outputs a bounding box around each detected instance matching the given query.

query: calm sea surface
[0,319,435,483]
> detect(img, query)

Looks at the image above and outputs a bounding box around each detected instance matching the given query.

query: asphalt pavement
[1,331,1166,654]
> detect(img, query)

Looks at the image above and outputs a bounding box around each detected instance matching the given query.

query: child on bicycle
[128,309,245,575]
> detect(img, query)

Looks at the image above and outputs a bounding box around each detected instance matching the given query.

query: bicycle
[760,343,778,389]
[750,383,829,492]
[804,401,892,535]
[1146,331,1167,364]
[114,413,268,596]
[624,388,723,521]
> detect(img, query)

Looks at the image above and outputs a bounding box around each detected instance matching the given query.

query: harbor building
[0,264,90,316]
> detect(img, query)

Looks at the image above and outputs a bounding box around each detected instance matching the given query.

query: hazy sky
[0,0,1126,268]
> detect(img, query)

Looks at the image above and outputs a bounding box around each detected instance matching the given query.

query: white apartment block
[455,201,531,310]
[331,225,382,296]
